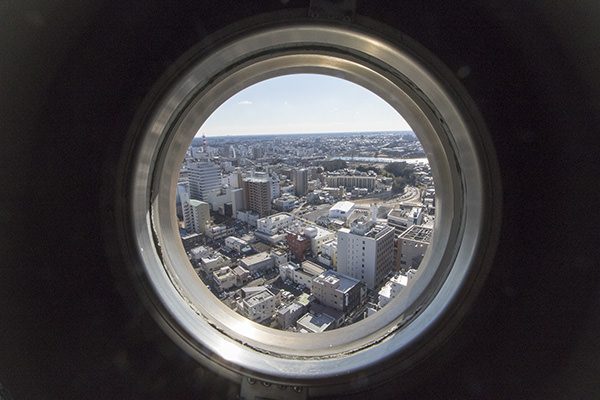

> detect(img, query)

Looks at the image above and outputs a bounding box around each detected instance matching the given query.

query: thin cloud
[238,100,253,105]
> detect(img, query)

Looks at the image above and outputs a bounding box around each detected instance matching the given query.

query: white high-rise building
[205,187,230,213]
[230,188,245,218]
[336,216,395,290]
[176,180,191,220]
[224,170,243,189]
[312,270,363,313]
[271,172,281,199]
[189,161,221,200]
[187,199,210,234]
[293,168,308,196]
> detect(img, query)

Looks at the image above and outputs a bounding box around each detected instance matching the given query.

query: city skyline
[197,74,412,137]
[177,130,434,332]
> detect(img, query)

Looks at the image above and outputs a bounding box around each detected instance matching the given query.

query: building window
[130,20,499,390]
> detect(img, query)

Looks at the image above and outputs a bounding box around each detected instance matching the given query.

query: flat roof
[301,261,325,277]
[244,177,269,183]
[277,301,304,315]
[181,233,200,240]
[330,201,355,213]
[388,207,422,219]
[201,253,228,262]
[295,293,313,306]
[296,312,334,333]
[378,283,392,298]
[347,219,394,239]
[261,212,292,221]
[241,251,271,265]
[188,199,208,206]
[233,266,249,275]
[311,303,344,320]
[226,236,247,243]
[399,224,433,242]
[214,267,234,278]
[314,270,360,293]
[245,289,274,307]
[190,245,210,254]
[241,286,267,296]
[391,274,409,286]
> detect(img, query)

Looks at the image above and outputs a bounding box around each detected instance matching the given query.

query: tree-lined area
[385,162,416,194]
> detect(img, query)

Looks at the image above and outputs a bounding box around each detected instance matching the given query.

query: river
[337,156,429,165]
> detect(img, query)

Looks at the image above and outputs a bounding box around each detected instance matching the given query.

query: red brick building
[286,232,310,262]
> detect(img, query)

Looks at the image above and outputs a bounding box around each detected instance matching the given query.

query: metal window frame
[125,22,501,392]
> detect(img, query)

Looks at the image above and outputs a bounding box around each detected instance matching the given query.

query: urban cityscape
[176,130,435,333]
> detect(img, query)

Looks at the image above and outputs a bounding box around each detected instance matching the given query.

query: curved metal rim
[127,22,500,386]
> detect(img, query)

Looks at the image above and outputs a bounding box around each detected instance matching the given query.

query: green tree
[384,162,416,185]
[391,177,407,194]
[355,165,381,174]
[321,159,347,172]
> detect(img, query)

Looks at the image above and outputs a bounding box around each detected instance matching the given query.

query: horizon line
[194,129,415,138]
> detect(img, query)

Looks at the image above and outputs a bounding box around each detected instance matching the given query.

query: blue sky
[197,74,411,136]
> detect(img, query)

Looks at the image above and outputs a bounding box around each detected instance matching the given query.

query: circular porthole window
[177,72,433,333]
[125,21,500,395]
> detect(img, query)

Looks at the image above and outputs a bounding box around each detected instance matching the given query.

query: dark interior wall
[1,1,599,399]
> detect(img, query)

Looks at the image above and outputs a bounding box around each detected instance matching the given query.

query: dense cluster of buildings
[177,132,435,331]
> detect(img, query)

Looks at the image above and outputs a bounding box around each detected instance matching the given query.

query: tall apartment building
[293,168,308,196]
[398,224,432,269]
[188,161,221,201]
[177,180,191,221]
[243,176,271,217]
[271,172,281,199]
[312,270,363,313]
[325,175,376,191]
[187,199,210,234]
[230,187,245,218]
[336,218,395,290]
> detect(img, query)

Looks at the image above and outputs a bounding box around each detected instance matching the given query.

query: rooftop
[232,266,249,276]
[301,260,326,277]
[346,219,394,239]
[296,312,335,333]
[241,251,271,263]
[226,236,247,244]
[295,293,313,307]
[399,224,433,242]
[243,176,270,183]
[201,253,229,263]
[314,270,361,293]
[180,232,201,240]
[261,213,292,222]
[188,199,209,207]
[213,267,235,281]
[388,207,422,219]
[245,289,275,307]
[241,286,268,297]
[390,273,409,286]
[330,201,355,213]
[277,301,304,316]
[190,245,211,256]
